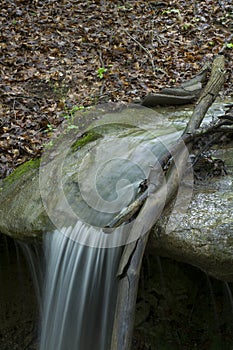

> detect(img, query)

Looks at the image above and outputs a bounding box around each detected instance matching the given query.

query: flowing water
[224,281,233,314]
[39,224,122,350]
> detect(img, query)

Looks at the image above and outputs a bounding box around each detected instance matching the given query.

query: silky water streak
[40,222,122,350]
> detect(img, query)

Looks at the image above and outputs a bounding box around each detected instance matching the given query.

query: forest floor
[0,0,232,178]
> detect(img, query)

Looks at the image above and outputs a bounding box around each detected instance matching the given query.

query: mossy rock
[0,159,53,241]
[1,158,40,187]
[71,131,103,152]
[0,104,233,284]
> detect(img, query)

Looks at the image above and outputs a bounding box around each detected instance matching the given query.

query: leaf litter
[0,0,232,178]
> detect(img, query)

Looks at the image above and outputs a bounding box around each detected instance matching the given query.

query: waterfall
[36,112,188,349]
[39,223,122,350]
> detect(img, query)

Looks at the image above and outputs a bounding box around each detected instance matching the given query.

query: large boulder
[0,104,232,281]
[151,146,233,281]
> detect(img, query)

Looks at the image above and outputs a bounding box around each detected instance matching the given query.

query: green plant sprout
[45,124,54,133]
[63,105,86,130]
[97,67,107,79]
[182,22,192,30]
[162,8,181,15]
[226,43,233,49]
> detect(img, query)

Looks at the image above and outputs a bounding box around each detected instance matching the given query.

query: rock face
[151,152,233,281]
[0,104,232,281]
[0,159,52,240]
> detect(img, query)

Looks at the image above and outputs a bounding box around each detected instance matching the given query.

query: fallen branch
[110,55,226,350]
[185,55,225,132]
[103,134,193,232]
[142,62,210,107]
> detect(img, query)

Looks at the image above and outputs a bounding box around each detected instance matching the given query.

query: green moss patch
[71,131,103,152]
[3,158,40,186]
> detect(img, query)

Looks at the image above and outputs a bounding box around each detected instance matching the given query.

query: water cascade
[40,224,122,350]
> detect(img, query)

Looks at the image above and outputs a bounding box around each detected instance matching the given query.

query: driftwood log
[141,63,209,107]
[110,55,226,350]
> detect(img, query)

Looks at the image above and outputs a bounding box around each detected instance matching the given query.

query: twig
[97,49,105,68]
[123,29,168,76]
[12,98,17,120]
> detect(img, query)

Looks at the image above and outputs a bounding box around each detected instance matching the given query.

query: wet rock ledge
[0,106,232,282]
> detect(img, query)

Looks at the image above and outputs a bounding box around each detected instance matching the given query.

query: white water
[40,223,122,350]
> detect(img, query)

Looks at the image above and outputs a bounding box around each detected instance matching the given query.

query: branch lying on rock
[104,124,232,233]
[105,55,229,232]
[110,55,226,350]
[141,62,210,107]
[103,134,193,232]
